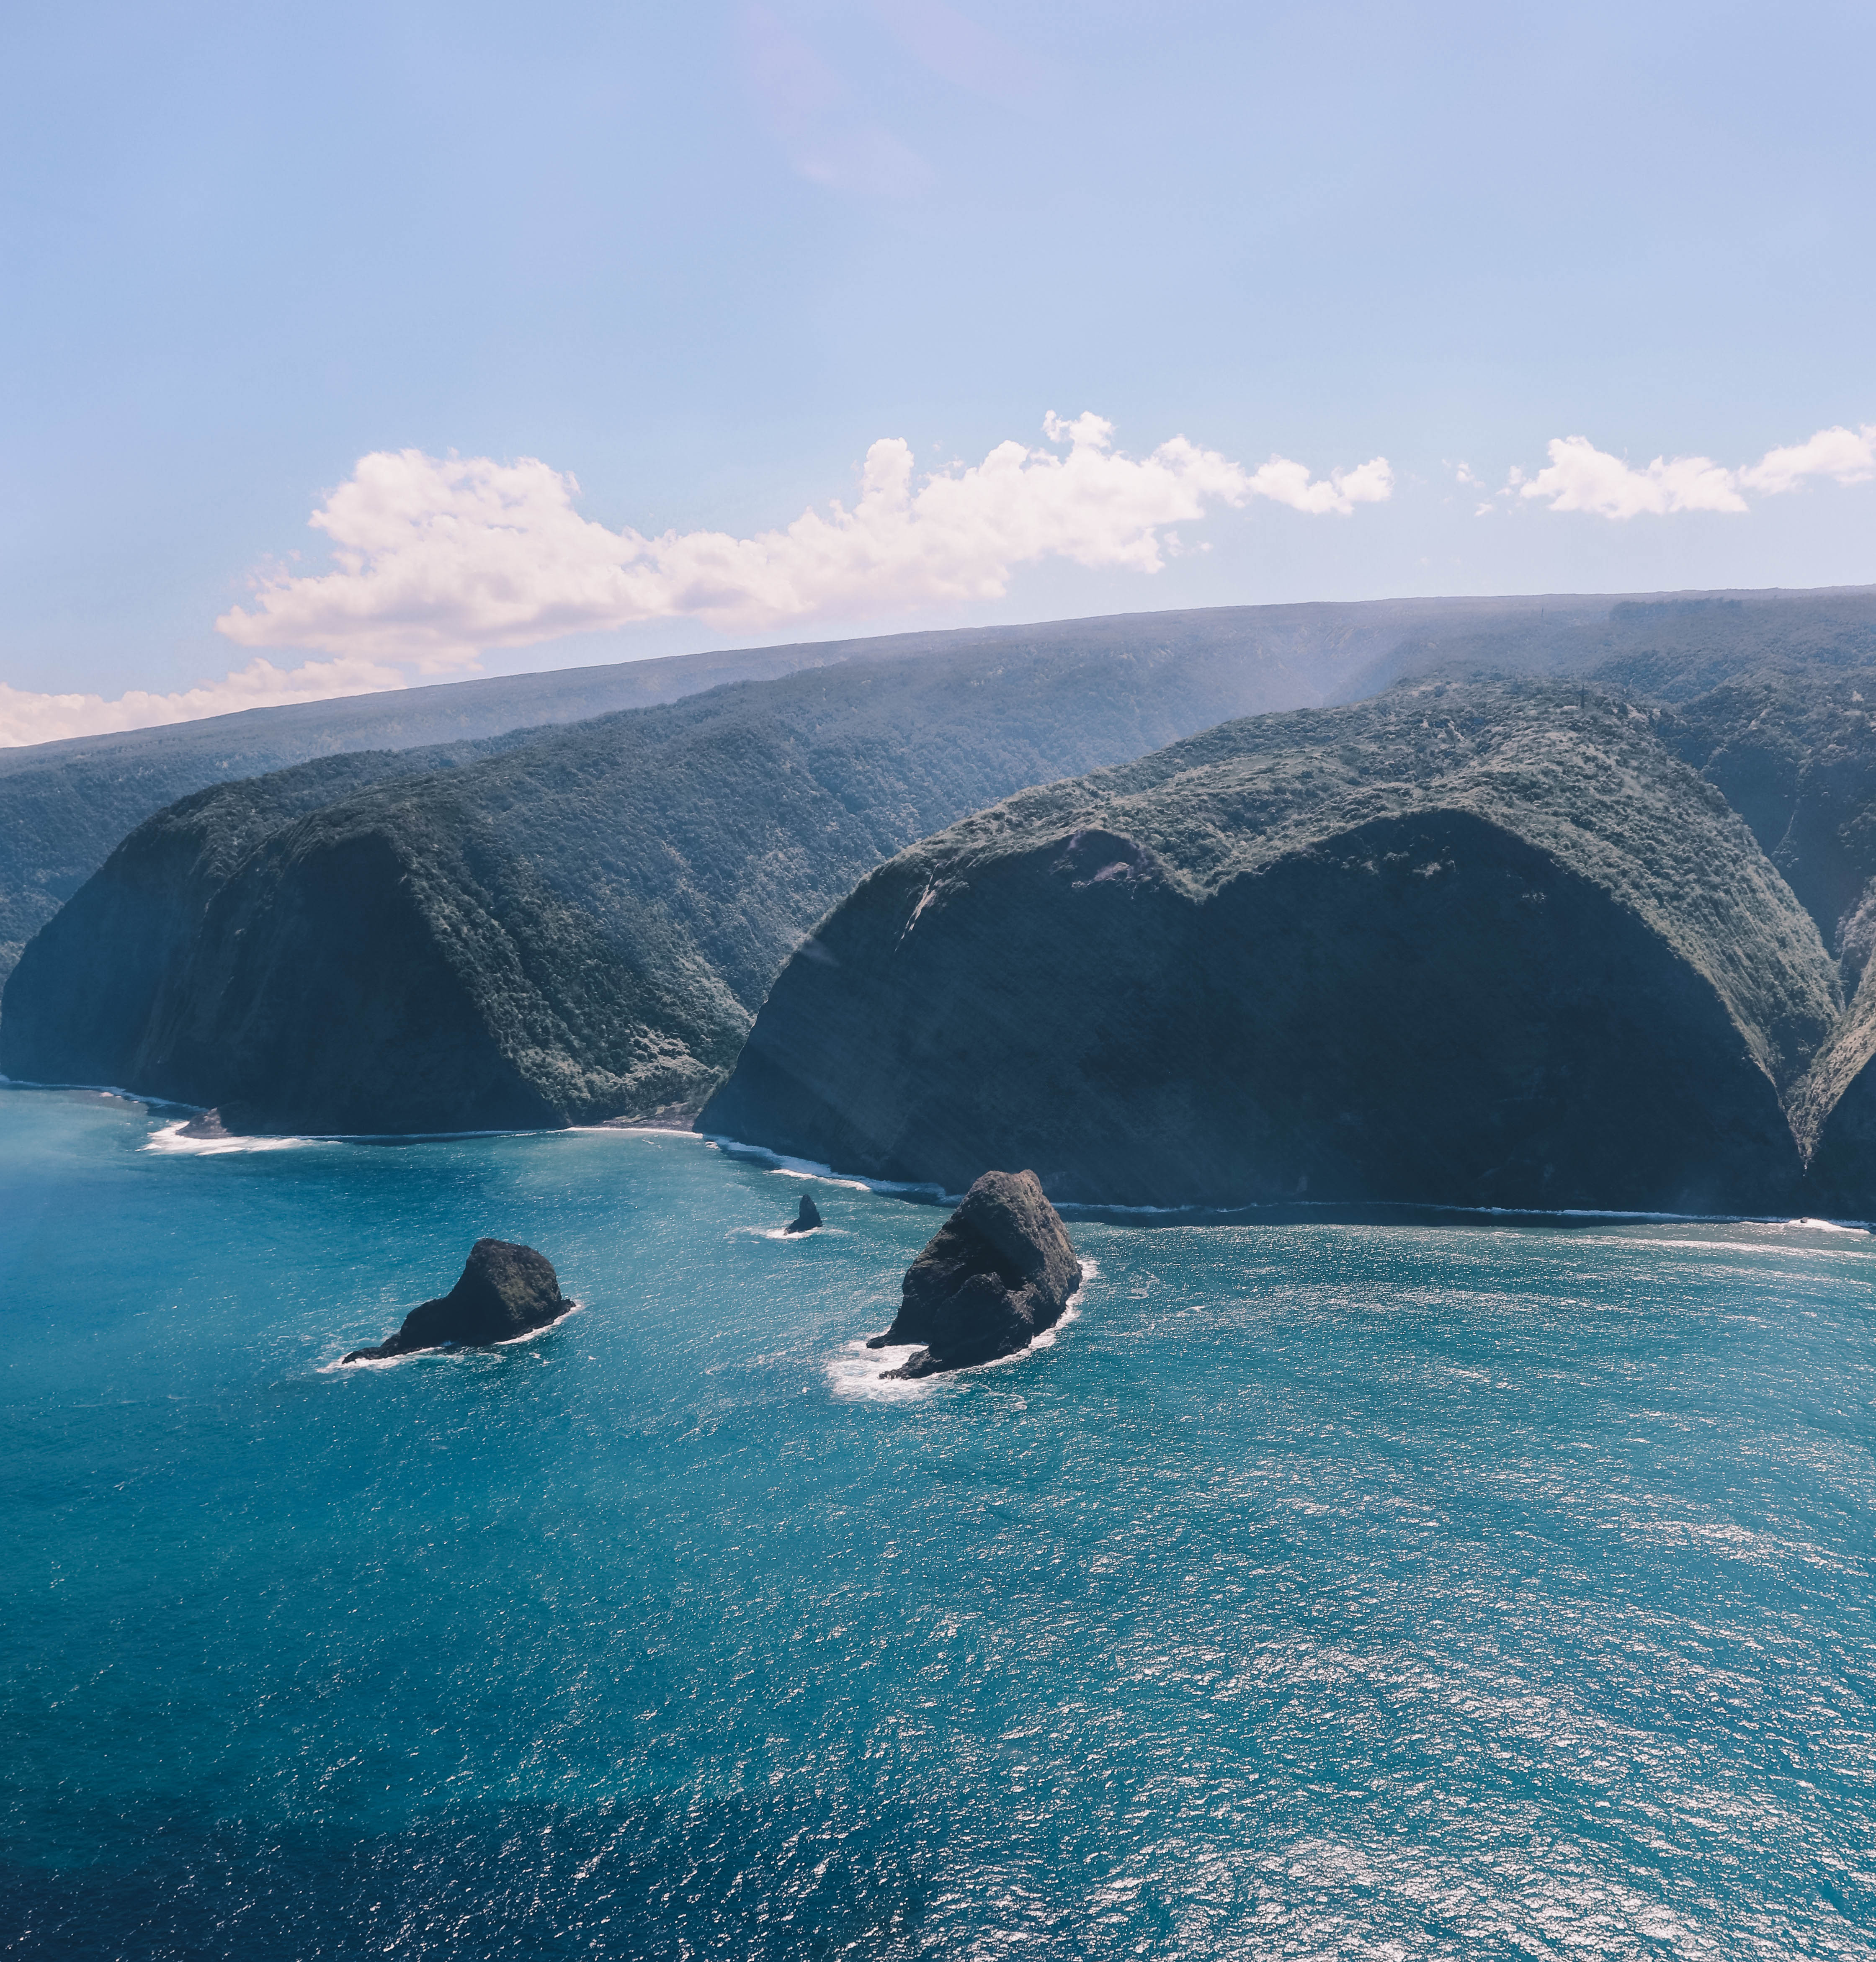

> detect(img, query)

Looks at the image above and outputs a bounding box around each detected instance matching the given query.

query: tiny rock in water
[783,1193,822,1235]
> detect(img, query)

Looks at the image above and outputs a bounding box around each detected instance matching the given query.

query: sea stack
[783,1193,822,1235]
[869,1170,1080,1379]
[343,1238,572,1362]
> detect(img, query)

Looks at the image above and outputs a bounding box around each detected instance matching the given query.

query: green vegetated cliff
[13,585,1867,996]
[1,627,1362,1132]
[15,590,1876,1210]
[0,639,854,990]
[0,742,517,1107]
[1659,669,1876,1205]
[0,595,1588,994]
[703,675,1876,1214]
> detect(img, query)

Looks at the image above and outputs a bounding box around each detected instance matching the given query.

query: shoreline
[4,1077,1870,1232]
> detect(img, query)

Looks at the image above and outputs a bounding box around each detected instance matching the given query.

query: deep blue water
[3,1084,1873,1960]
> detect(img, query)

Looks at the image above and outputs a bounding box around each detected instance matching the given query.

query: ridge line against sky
[1,410,1871,749]
[6,3,1875,746]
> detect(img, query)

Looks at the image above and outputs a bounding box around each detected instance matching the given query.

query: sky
[2,0,1873,744]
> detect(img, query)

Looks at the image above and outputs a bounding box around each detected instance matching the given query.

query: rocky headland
[342,1239,572,1362]
[869,1170,1081,1378]
[0,638,855,997]
[15,596,1876,1215]
[704,677,1876,1215]
[1,617,1389,1135]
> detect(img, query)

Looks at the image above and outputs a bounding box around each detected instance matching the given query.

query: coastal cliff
[703,680,1861,1213]
[2,626,1359,1133]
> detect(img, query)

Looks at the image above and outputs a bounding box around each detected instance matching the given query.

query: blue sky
[3,0,1873,739]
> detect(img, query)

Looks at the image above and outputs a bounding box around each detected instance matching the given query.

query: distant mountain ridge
[18,584,1864,990]
[3,619,1415,1128]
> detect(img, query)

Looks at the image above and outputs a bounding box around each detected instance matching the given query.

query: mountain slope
[701,680,1850,1212]
[2,624,1399,1130]
[0,639,840,987]
[20,584,1847,993]
[1657,668,1876,1209]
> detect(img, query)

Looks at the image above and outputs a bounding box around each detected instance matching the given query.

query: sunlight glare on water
[1,1086,1872,1959]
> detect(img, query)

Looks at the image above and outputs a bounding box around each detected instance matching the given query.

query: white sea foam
[825,1339,931,1401]
[146,1118,549,1153]
[146,1120,315,1155]
[824,1267,1089,1401]
[700,1132,954,1200]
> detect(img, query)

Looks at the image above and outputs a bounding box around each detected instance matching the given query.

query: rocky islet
[869,1170,1081,1378]
[342,1239,572,1363]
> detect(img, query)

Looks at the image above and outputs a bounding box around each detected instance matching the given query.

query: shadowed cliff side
[8,587,1871,997]
[0,744,518,1102]
[702,681,1851,1213]
[1662,669,1876,1213]
[2,593,1636,995]
[3,626,1376,1132]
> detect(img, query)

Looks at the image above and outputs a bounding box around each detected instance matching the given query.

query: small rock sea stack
[783,1193,822,1235]
[343,1239,572,1363]
[870,1170,1081,1379]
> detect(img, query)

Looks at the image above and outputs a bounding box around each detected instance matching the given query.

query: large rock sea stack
[870,1171,1081,1378]
[702,680,1867,1215]
[343,1239,572,1362]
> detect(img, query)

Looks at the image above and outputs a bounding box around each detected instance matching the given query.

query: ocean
[2,1083,1872,1959]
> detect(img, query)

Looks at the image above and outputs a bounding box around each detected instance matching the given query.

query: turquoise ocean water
[2,1083,1873,1959]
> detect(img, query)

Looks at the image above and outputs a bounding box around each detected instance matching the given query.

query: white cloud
[1737,423,1876,495]
[1512,420,1876,519]
[1244,452,1393,516]
[4,412,1387,748]
[1514,435,1747,518]
[0,655,402,749]
[217,414,1391,667]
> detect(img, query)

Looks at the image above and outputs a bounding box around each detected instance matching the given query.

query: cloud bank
[0,415,1386,746]
[216,414,1389,667]
[1510,422,1875,519]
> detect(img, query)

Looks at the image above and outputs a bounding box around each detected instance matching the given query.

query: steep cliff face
[3,625,1370,1132]
[0,749,459,1099]
[1661,671,1876,1213]
[703,682,1854,1213]
[0,637,861,992]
